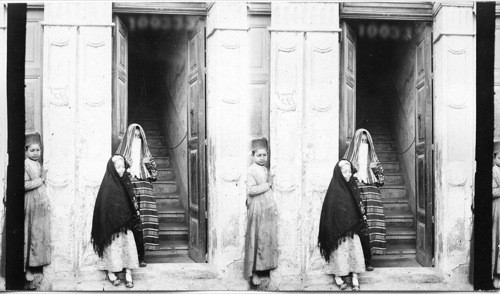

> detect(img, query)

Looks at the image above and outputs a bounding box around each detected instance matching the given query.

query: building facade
[0,1,477,290]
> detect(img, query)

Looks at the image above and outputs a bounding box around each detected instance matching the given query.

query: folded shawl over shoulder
[90,156,139,258]
[318,160,365,263]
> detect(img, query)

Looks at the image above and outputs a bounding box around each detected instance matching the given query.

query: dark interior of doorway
[125,14,194,264]
[351,20,424,267]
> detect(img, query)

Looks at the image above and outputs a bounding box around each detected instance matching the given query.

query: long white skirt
[100,230,139,272]
[330,234,366,277]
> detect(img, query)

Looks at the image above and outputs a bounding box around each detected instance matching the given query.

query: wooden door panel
[112,16,128,153]
[25,9,43,135]
[187,19,206,263]
[340,22,357,157]
[414,23,433,267]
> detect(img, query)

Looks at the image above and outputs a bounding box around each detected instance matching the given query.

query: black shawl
[318,160,365,263]
[90,156,140,258]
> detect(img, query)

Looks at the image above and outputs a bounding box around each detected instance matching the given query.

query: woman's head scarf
[115,123,154,180]
[342,128,381,185]
[318,160,364,263]
[90,155,140,258]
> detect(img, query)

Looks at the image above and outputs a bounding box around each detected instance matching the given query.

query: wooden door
[187,19,207,263]
[25,9,43,135]
[414,23,434,267]
[339,22,357,157]
[112,16,128,153]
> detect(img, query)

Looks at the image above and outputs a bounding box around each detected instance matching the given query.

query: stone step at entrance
[130,107,191,263]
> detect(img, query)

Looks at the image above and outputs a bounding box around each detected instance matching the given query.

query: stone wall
[391,40,416,213]
[0,4,7,290]
[41,2,113,290]
[432,3,475,285]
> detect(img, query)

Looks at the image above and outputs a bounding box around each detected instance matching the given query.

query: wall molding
[113,2,208,15]
[340,2,434,21]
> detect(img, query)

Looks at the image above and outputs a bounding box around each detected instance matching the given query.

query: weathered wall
[155,31,189,210]
[269,2,340,289]
[42,2,113,290]
[0,4,7,290]
[495,13,500,142]
[206,1,250,277]
[433,3,475,286]
[391,41,416,214]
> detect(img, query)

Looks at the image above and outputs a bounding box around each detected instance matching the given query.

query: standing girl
[492,142,500,288]
[24,133,51,286]
[343,128,387,269]
[318,160,366,291]
[91,155,141,288]
[115,123,159,263]
[244,137,278,286]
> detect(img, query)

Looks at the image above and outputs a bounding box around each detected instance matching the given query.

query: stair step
[154,156,171,167]
[153,180,177,194]
[379,185,407,198]
[145,129,161,137]
[160,222,188,233]
[385,244,417,255]
[363,125,391,135]
[374,142,395,151]
[371,134,393,142]
[377,151,398,161]
[382,201,410,213]
[371,254,420,267]
[385,210,413,227]
[384,173,405,185]
[386,227,416,245]
[150,146,168,157]
[157,197,182,210]
[147,136,164,146]
[156,192,180,200]
[159,211,185,223]
[135,120,159,129]
[159,239,189,251]
[143,252,193,264]
[157,168,175,181]
[380,161,400,173]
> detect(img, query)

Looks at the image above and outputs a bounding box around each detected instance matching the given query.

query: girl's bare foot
[25,269,34,282]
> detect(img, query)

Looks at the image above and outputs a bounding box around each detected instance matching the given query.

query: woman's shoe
[352,285,360,291]
[107,272,120,286]
[352,273,360,291]
[251,273,261,286]
[125,272,134,288]
[366,265,374,271]
[139,261,147,267]
[334,276,347,290]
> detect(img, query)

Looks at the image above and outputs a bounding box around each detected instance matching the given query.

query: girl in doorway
[91,155,141,288]
[318,160,367,291]
[116,123,158,266]
[492,142,500,288]
[24,133,51,288]
[244,137,278,287]
[343,128,387,270]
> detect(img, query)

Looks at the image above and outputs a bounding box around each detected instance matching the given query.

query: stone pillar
[42,2,112,288]
[0,4,7,290]
[433,2,475,283]
[206,2,249,279]
[269,2,340,289]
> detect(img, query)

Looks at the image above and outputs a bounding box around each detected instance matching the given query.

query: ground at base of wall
[49,265,473,291]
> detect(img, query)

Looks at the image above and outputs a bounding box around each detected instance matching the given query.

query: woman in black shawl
[91,155,141,288]
[318,160,366,291]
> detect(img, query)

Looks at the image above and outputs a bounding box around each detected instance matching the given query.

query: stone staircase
[357,107,419,267]
[132,109,192,263]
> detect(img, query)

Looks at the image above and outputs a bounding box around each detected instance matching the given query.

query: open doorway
[339,20,434,267]
[111,13,207,264]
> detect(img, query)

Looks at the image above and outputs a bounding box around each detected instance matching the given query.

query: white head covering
[357,143,369,183]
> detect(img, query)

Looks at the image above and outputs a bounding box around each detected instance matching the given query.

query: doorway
[339,20,434,267]
[111,13,207,264]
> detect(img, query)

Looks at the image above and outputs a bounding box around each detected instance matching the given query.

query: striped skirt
[131,179,159,251]
[358,183,387,255]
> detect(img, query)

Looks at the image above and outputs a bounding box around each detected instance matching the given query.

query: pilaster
[42,2,112,288]
[206,2,249,277]
[269,2,340,289]
[432,2,475,284]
